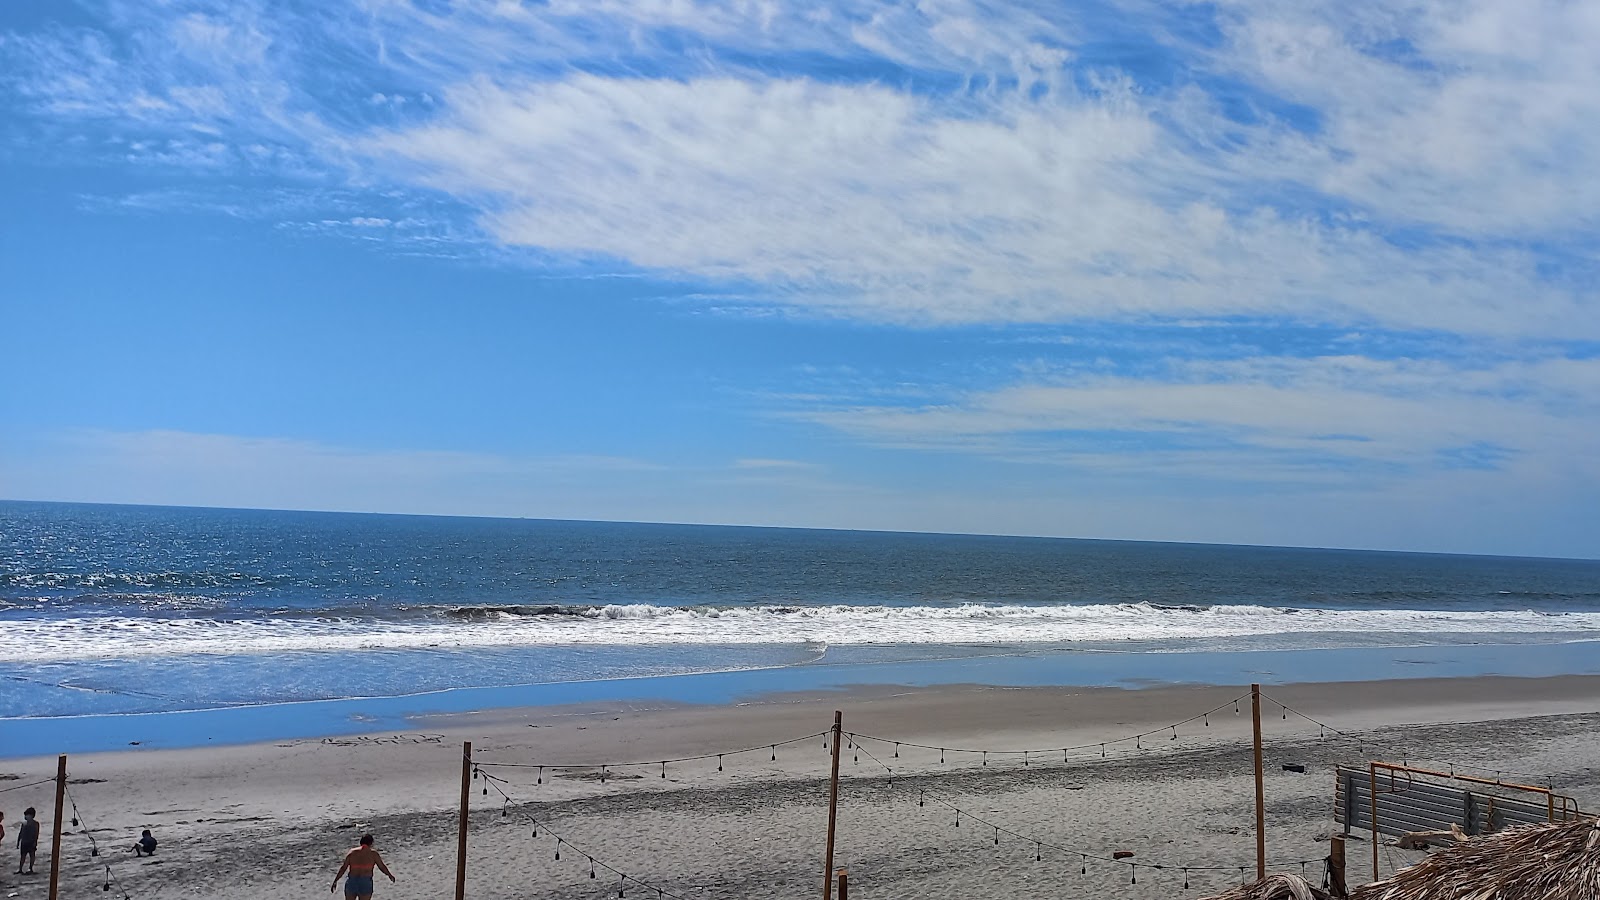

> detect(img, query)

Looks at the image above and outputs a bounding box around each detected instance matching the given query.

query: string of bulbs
[62,781,137,899]
[473,729,832,780]
[0,777,55,794]
[472,691,1262,779]
[477,769,696,900]
[848,738,1325,889]
[1257,691,1563,787]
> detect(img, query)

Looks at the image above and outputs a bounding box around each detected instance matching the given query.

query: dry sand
[2,675,1598,900]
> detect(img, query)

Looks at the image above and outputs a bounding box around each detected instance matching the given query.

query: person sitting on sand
[331,834,395,899]
[132,830,157,856]
[16,808,39,875]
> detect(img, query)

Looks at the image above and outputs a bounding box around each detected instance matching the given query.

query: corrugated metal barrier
[1335,763,1583,838]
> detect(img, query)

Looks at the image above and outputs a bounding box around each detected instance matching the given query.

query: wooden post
[456,741,472,900]
[1369,762,1379,883]
[837,868,848,900]
[1251,684,1265,881]
[47,754,66,900]
[1327,835,1348,898]
[822,711,843,900]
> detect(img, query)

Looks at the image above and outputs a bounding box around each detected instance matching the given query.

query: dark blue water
[3,500,1598,725]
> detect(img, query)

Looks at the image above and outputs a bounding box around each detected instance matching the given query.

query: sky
[1,0,1597,559]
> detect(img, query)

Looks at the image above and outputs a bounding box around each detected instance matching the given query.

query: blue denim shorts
[344,875,374,896]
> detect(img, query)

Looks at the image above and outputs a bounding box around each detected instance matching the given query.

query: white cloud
[1207,0,1600,235]
[798,353,1600,482]
[363,72,1594,336]
[6,0,1599,336]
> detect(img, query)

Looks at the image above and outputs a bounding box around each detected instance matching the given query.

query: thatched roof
[1201,874,1333,900]
[1352,817,1600,900]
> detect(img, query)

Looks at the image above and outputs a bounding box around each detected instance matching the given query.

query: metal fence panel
[1335,767,1567,838]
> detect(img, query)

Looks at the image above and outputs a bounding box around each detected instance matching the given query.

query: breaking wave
[2,601,1597,662]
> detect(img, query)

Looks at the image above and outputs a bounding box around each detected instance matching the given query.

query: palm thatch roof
[1352,817,1600,900]
[1201,874,1334,900]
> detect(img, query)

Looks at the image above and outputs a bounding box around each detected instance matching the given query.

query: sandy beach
[2,675,1597,900]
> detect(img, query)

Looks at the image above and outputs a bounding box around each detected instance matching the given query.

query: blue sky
[2,0,1597,558]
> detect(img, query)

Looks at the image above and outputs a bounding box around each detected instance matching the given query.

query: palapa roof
[1351,817,1600,900]
[1200,873,1333,900]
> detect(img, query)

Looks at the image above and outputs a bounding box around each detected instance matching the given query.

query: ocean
[3,500,1599,742]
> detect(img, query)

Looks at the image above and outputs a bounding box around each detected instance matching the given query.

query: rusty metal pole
[822,711,843,900]
[837,868,848,900]
[456,741,472,900]
[1251,684,1265,881]
[47,754,66,900]
[1369,762,1379,882]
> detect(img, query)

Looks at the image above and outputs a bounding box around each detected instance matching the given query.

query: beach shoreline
[3,673,1596,899]
[8,639,1600,758]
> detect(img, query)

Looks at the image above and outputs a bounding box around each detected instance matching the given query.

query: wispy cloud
[795,353,1600,483]
[4,0,1597,336]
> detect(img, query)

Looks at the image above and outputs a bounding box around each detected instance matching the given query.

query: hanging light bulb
[717,755,723,772]
[918,791,924,807]
[1131,864,1137,884]
[537,766,543,786]
[770,745,776,762]
[993,827,999,846]
[1081,855,1088,875]
[589,857,597,879]
[555,840,561,861]
[954,810,960,828]
[893,743,900,759]
[1034,843,1041,861]
[982,751,987,767]
[1183,868,1190,889]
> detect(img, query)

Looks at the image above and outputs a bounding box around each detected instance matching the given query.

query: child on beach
[132,830,157,856]
[16,808,39,875]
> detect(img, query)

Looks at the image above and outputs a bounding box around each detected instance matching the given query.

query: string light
[850,738,1320,878]
[489,785,694,900]
[475,729,829,775]
[63,783,135,900]
[1260,691,1560,787]
[847,692,1247,768]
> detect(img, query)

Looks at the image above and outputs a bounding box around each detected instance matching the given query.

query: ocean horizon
[5,498,1599,737]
